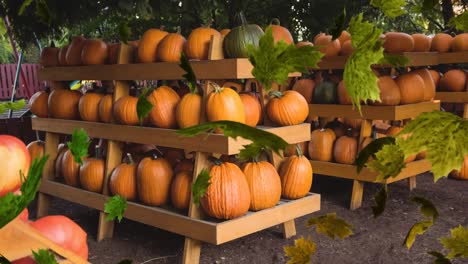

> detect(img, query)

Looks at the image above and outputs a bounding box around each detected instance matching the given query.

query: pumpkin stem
[208,156,223,166]
[233,11,248,27]
[151,153,159,160]
[270,18,281,26]
[269,90,283,98]
[295,144,303,157]
[209,81,223,93]
[154,147,164,157]
[126,153,134,165]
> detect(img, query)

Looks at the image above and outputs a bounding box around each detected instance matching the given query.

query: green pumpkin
[313,80,338,104]
[223,12,264,58]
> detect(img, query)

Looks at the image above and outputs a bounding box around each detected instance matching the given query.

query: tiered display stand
[32,40,320,264]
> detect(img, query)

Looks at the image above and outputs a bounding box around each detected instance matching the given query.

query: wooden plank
[408,176,417,190]
[309,101,440,120]
[37,59,301,81]
[310,160,431,183]
[350,180,364,210]
[438,52,468,65]
[434,92,468,103]
[463,104,468,119]
[31,118,311,155]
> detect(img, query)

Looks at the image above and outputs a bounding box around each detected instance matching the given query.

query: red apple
[0,135,31,197]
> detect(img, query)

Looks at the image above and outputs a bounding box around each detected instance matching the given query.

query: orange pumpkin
[242,161,281,211]
[451,33,468,52]
[292,78,315,103]
[113,95,139,125]
[29,91,49,117]
[201,161,251,219]
[98,94,113,123]
[383,32,414,52]
[449,155,468,180]
[314,34,341,57]
[65,36,87,66]
[185,27,221,60]
[269,19,294,44]
[371,76,401,106]
[58,45,69,66]
[333,133,358,164]
[157,32,186,62]
[308,128,336,162]
[170,171,193,210]
[239,93,261,127]
[48,89,82,120]
[337,80,353,105]
[81,39,108,65]
[176,92,202,128]
[413,68,436,101]
[296,41,314,47]
[206,84,245,124]
[26,140,44,161]
[78,92,104,122]
[61,149,82,187]
[279,146,313,199]
[411,34,431,52]
[266,90,308,126]
[343,118,362,130]
[220,28,231,36]
[79,155,105,193]
[395,73,425,104]
[40,45,59,67]
[55,144,68,178]
[109,154,137,201]
[428,70,441,88]
[137,155,174,206]
[338,31,351,45]
[430,33,453,52]
[138,28,168,63]
[147,86,180,128]
[439,69,466,92]
[340,40,354,55]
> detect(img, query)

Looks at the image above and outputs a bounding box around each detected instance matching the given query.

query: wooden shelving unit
[33,39,319,264]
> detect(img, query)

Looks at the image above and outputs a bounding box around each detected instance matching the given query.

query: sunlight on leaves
[372,185,388,218]
[191,169,211,206]
[284,236,316,264]
[370,0,407,18]
[404,220,434,249]
[104,195,127,223]
[67,128,91,165]
[440,225,468,259]
[307,213,353,239]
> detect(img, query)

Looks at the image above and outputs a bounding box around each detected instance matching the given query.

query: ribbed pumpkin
[284,142,309,158]
[147,86,180,128]
[395,73,425,104]
[242,161,281,211]
[413,68,436,101]
[430,33,453,52]
[383,32,414,53]
[78,92,103,122]
[411,34,431,52]
[201,161,251,220]
[61,149,82,187]
[138,28,168,63]
[157,32,186,62]
[40,43,59,67]
[79,148,104,193]
[170,171,192,210]
[29,91,49,117]
[26,140,44,161]
[292,78,315,103]
[386,126,416,163]
[58,45,69,66]
[338,31,351,45]
[113,95,139,125]
[340,40,354,55]
[137,154,174,206]
[109,154,137,201]
[429,70,441,87]
[98,94,113,123]
[269,19,294,44]
[266,90,308,126]
[48,89,82,119]
[333,132,358,165]
[239,93,261,127]
[176,91,202,128]
[279,146,313,199]
[55,144,68,178]
[206,84,245,124]
[223,12,264,58]
[65,36,87,66]
[371,76,401,106]
[314,34,341,57]
[337,80,353,105]
[81,39,108,65]
[185,27,221,60]
[451,33,468,52]
[308,128,336,162]
[449,155,468,180]
[439,69,466,92]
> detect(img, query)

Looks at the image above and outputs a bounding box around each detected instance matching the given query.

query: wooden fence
[0,64,44,100]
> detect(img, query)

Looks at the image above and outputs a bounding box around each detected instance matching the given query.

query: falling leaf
[66,128,90,165]
[372,185,388,218]
[355,137,395,173]
[440,225,468,259]
[367,143,406,180]
[104,195,127,223]
[370,0,407,18]
[307,213,353,239]
[404,220,434,249]
[428,251,452,264]
[329,8,347,40]
[0,99,27,114]
[179,53,198,93]
[136,88,153,125]
[191,169,211,206]
[284,236,316,264]
[412,197,439,220]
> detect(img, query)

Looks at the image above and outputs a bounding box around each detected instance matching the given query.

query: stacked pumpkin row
[434,69,467,92]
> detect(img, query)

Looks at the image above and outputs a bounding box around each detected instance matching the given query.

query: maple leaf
[404,220,434,249]
[284,236,316,264]
[104,195,127,223]
[32,249,58,264]
[440,225,468,259]
[191,169,211,206]
[307,213,353,239]
[67,128,91,165]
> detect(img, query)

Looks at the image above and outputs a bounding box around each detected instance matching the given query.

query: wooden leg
[282,220,296,239]
[97,212,114,241]
[36,193,51,218]
[183,238,202,264]
[408,176,417,191]
[350,180,364,210]
[463,103,468,119]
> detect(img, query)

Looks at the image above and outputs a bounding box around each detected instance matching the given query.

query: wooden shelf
[40,179,320,245]
[31,118,310,155]
[37,59,301,81]
[435,92,468,103]
[310,160,431,184]
[438,52,468,65]
[309,101,440,120]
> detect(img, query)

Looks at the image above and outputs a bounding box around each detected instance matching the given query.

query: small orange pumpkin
[451,33,468,52]
[242,161,282,211]
[269,19,294,44]
[55,144,68,178]
[279,146,313,199]
[147,86,181,128]
[113,95,139,125]
[395,73,425,104]
[176,92,202,128]
[61,149,82,187]
[98,94,113,123]
[266,90,308,126]
[439,69,466,92]
[338,31,351,45]
[157,32,186,62]
[337,80,353,105]
[58,45,69,66]
[239,93,262,127]
[284,142,309,158]
[411,34,431,52]
[29,91,49,117]
[26,140,45,161]
[314,34,341,57]
[79,149,105,193]
[137,154,174,206]
[371,76,401,106]
[340,40,354,55]
[292,78,315,103]
[81,39,108,65]
[40,44,59,67]
[138,28,169,63]
[333,133,358,165]
[170,171,193,210]
[65,36,87,66]
[48,89,82,120]
[206,84,245,124]
[109,154,137,201]
[308,128,336,162]
[383,32,414,53]
[78,92,104,122]
[185,27,221,60]
[174,159,194,174]
[430,33,453,52]
[413,68,436,101]
[428,70,441,88]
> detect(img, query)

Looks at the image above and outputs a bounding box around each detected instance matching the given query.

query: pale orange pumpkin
[78,92,104,122]
[439,69,467,92]
[98,94,113,123]
[58,45,69,66]
[411,34,431,52]
[40,44,59,67]
[176,92,202,128]
[239,93,262,127]
[338,31,351,45]
[337,80,353,105]
[279,146,313,199]
[395,73,425,104]
[109,154,137,201]
[451,33,468,52]
[26,140,45,161]
[137,154,174,206]
[333,133,358,164]
[206,84,245,124]
[65,36,87,66]
[292,78,315,103]
[113,95,139,125]
[185,27,221,60]
[383,32,414,53]
[147,86,180,128]
[413,68,436,101]
[242,161,281,211]
[340,40,354,55]
[48,89,82,120]
[308,128,336,162]
[138,28,169,63]
[371,76,401,106]
[269,19,294,44]
[314,34,341,57]
[266,90,308,126]
[61,149,82,187]
[157,32,186,62]
[79,152,105,193]
[170,171,193,210]
[55,144,68,178]
[430,33,454,52]
[29,91,49,118]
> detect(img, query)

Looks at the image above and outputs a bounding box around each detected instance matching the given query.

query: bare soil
[29,173,468,264]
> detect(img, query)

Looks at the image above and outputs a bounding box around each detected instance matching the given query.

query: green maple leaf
[284,236,316,264]
[0,99,26,114]
[404,220,434,249]
[372,185,388,218]
[247,27,323,90]
[136,87,153,125]
[412,197,439,221]
[179,53,198,93]
[104,195,127,223]
[440,225,468,259]
[355,137,395,173]
[428,251,452,264]
[370,0,407,18]
[191,169,211,206]
[367,143,406,180]
[32,249,58,264]
[307,213,353,239]
[329,8,347,40]
[66,128,90,165]
[0,155,49,228]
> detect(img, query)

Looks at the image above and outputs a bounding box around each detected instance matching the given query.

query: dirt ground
[29,173,468,264]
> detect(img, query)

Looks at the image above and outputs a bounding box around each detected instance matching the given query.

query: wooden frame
[435,92,468,119]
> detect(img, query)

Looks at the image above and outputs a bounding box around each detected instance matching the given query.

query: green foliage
[404,220,434,249]
[191,169,211,206]
[248,27,323,90]
[180,52,198,93]
[0,100,26,114]
[306,213,353,239]
[0,255,11,263]
[428,251,452,264]
[355,137,395,173]
[66,128,91,165]
[440,225,468,259]
[367,143,406,180]
[412,197,439,220]
[104,195,127,223]
[284,236,316,264]
[32,249,58,264]
[118,21,131,44]
[370,0,407,18]
[18,0,34,15]
[329,8,347,40]
[378,54,410,68]
[448,11,468,32]
[0,155,49,228]
[343,13,384,114]
[136,88,153,125]
[372,185,388,218]
[177,120,288,161]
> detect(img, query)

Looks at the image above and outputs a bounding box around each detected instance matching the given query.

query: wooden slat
[31,118,310,155]
[309,101,440,120]
[438,52,468,64]
[435,92,468,103]
[310,160,431,183]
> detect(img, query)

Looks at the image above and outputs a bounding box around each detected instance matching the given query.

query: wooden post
[463,103,468,119]
[208,35,224,61]
[350,119,372,210]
